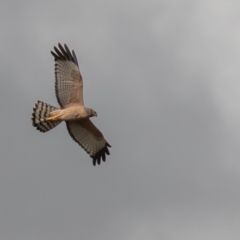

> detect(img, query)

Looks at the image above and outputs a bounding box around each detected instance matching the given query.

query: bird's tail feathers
[32,101,61,132]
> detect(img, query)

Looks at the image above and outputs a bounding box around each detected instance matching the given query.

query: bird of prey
[32,43,111,166]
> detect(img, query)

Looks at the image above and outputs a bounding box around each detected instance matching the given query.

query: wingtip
[52,43,78,66]
[64,43,68,49]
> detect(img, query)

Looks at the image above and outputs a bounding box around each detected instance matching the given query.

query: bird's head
[91,109,98,117]
[85,107,97,118]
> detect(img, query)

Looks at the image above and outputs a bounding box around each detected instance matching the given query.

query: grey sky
[1,0,240,239]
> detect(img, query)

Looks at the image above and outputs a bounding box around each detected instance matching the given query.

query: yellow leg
[45,114,61,121]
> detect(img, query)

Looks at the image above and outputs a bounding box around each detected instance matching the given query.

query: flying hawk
[32,43,111,166]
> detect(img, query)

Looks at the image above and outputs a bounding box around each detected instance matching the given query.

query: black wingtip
[51,43,79,66]
[91,142,111,166]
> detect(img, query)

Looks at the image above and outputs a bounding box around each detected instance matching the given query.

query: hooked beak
[94,112,98,117]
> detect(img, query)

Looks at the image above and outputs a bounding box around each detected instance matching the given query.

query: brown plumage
[32,43,111,166]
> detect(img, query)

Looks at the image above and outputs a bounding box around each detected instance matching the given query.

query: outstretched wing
[66,120,111,166]
[51,43,84,108]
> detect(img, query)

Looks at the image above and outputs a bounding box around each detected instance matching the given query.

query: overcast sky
[1,0,240,239]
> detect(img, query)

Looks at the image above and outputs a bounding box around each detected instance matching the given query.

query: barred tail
[32,101,61,132]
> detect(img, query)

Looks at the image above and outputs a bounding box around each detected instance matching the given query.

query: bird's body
[47,105,96,121]
[32,43,111,165]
